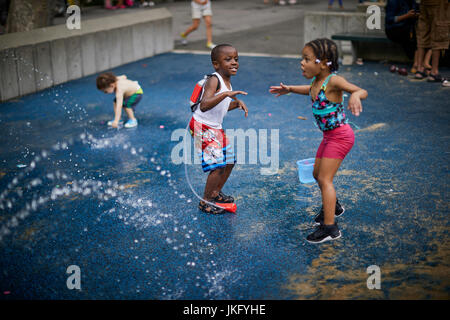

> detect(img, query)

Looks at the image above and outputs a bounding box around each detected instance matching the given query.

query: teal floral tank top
[310,73,348,132]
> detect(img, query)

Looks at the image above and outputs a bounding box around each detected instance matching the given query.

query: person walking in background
[181,0,216,49]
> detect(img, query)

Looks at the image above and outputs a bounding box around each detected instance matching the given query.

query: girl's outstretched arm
[329,76,368,117]
[269,83,310,97]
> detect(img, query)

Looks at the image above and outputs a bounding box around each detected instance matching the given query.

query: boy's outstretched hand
[269,83,290,97]
[227,90,248,99]
[235,99,248,117]
[229,92,248,117]
[348,94,363,116]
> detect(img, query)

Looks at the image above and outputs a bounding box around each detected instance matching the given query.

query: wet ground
[0,52,449,299]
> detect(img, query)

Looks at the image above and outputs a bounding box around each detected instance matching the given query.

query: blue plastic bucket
[297,158,315,184]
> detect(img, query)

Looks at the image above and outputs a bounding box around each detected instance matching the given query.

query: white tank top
[193,72,232,129]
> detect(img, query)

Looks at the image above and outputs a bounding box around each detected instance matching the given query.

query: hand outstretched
[269,83,290,97]
[227,90,248,99]
[235,99,248,117]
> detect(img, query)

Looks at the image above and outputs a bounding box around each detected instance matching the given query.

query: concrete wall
[0,8,173,102]
[303,11,409,63]
[303,11,385,53]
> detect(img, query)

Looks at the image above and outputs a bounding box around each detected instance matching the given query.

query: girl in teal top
[270,38,368,244]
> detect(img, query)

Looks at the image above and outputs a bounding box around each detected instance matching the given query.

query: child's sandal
[427,73,443,82]
[214,191,234,203]
[414,71,427,79]
[198,201,225,215]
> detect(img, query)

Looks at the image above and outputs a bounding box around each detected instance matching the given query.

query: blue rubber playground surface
[0,52,449,299]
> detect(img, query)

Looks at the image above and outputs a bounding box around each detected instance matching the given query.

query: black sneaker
[306,223,341,244]
[313,199,345,226]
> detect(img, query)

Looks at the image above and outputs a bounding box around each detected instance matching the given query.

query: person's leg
[411,50,419,72]
[182,19,200,37]
[430,49,441,76]
[416,47,426,73]
[312,157,321,182]
[316,158,343,226]
[429,2,449,78]
[216,163,234,193]
[203,167,225,201]
[416,4,431,76]
[424,49,432,69]
[204,15,213,45]
[124,107,136,120]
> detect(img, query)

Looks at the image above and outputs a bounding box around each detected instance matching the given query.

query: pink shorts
[316,124,355,160]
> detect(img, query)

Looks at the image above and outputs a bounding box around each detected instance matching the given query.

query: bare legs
[203,15,213,45]
[182,18,200,38]
[430,49,441,76]
[182,15,213,45]
[417,48,434,75]
[124,107,136,121]
[313,157,343,225]
[203,164,234,202]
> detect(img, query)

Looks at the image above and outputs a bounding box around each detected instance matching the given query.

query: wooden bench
[332,32,393,65]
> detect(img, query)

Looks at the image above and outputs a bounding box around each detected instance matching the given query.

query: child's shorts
[189,117,236,172]
[316,124,354,160]
[191,1,212,19]
[114,89,143,110]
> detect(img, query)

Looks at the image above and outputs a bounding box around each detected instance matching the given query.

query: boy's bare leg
[203,167,225,201]
[204,15,213,44]
[183,19,200,37]
[124,107,136,120]
[216,164,234,193]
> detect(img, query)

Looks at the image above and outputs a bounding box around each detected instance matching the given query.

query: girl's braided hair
[305,38,339,72]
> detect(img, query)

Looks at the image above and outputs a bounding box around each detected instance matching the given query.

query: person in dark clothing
[0,0,10,28]
[385,0,431,73]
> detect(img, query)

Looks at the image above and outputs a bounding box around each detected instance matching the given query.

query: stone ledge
[0,8,173,102]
